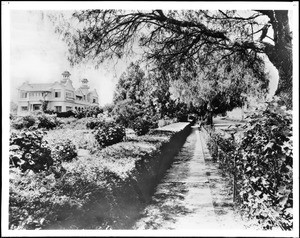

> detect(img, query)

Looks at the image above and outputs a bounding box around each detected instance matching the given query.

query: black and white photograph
[2,1,299,237]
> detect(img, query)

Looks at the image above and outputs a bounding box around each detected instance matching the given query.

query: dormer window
[54,90,61,98]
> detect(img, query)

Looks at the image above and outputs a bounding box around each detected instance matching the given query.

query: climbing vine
[207,98,293,230]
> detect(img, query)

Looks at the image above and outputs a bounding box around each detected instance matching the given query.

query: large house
[17,71,99,115]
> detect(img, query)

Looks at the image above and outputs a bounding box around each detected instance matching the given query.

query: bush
[206,98,293,230]
[9,121,189,229]
[56,111,76,118]
[94,122,126,148]
[9,164,104,230]
[131,118,153,136]
[9,129,53,173]
[11,115,37,130]
[51,139,78,162]
[22,115,36,128]
[11,117,25,129]
[37,114,60,130]
[112,99,144,128]
[236,99,293,230]
[86,118,105,130]
[74,106,103,119]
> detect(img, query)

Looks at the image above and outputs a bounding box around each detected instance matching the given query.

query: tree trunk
[262,10,293,109]
[207,111,213,126]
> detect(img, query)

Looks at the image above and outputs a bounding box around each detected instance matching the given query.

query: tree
[54,9,293,109]
[113,62,147,104]
[169,54,269,125]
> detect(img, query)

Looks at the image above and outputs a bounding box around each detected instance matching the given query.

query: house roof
[19,83,54,92]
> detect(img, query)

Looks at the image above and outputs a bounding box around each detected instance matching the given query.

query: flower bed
[9,122,191,230]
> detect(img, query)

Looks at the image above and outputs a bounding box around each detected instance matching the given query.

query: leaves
[207,98,293,230]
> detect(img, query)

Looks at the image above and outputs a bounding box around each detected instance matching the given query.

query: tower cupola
[61,71,71,83]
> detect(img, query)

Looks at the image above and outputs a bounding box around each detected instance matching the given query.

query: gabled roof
[89,89,99,97]
[19,83,53,92]
[75,88,84,96]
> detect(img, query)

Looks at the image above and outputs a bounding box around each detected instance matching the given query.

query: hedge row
[205,99,293,230]
[9,122,191,230]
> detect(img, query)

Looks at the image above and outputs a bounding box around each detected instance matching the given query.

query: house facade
[17,71,99,115]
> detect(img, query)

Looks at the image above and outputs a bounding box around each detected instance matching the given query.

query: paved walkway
[134,127,247,230]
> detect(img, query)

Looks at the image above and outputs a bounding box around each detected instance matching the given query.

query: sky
[10,10,129,106]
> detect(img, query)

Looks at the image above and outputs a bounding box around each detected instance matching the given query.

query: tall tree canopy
[54,9,292,109]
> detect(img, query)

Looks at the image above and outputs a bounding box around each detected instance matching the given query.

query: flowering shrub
[94,122,125,148]
[51,139,78,162]
[131,118,153,136]
[86,118,105,129]
[37,114,61,129]
[22,115,37,128]
[11,115,36,129]
[9,129,53,172]
[9,121,189,229]
[11,117,26,129]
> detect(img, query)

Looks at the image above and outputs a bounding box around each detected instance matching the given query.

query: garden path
[133,126,247,230]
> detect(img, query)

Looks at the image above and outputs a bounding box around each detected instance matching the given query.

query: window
[55,106,62,112]
[21,106,28,111]
[66,106,72,111]
[93,98,96,103]
[55,91,61,98]
[20,92,27,98]
[33,104,41,111]
[66,91,74,99]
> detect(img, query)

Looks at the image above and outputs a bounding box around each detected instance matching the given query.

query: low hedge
[9,122,191,230]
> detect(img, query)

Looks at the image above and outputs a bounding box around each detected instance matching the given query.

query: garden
[9,101,193,229]
[7,8,295,232]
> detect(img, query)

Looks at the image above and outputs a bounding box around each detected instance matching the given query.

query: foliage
[11,115,36,129]
[23,115,37,128]
[113,62,148,104]
[52,9,292,108]
[56,110,76,118]
[51,139,78,162]
[9,120,188,229]
[94,122,126,148]
[236,99,293,230]
[9,129,53,173]
[41,100,49,112]
[74,106,103,119]
[206,131,239,176]
[86,117,105,130]
[37,114,61,129]
[9,162,108,230]
[44,128,101,154]
[206,98,293,230]
[131,117,155,136]
[169,59,269,116]
[112,99,144,128]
